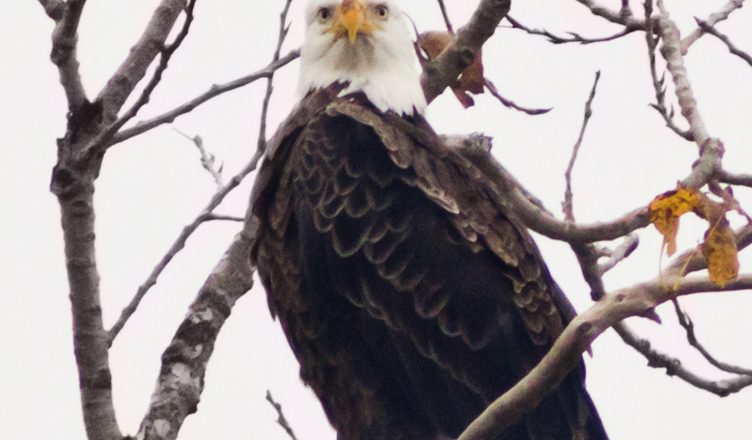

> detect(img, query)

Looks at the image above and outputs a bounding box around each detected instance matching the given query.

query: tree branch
[505,16,638,45]
[173,129,224,187]
[718,170,752,188]
[436,0,454,33]
[422,0,511,102]
[107,0,295,345]
[136,230,256,440]
[255,0,294,159]
[40,0,88,110]
[672,299,752,376]
[266,390,300,440]
[56,180,123,440]
[574,0,646,28]
[109,50,300,146]
[458,275,752,440]
[563,70,601,221]
[107,134,271,345]
[82,0,199,159]
[696,18,752,68]
[96,0,189,123]
[597,234,640,275]
[644,1,694,141]
[681,0,746,53]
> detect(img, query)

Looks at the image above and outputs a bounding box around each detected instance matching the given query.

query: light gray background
[2,1,751,439]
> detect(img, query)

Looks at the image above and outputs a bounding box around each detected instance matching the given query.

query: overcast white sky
[2,1,752,439]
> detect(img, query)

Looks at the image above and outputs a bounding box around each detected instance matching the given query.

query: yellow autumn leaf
[648,187,702,256]
[702,218,739,287]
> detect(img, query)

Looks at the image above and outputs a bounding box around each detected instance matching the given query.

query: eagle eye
[373,4,389,20]
[316,7,333,24]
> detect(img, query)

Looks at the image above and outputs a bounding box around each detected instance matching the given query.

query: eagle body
[251,89,607,440]
[250,1,608,438]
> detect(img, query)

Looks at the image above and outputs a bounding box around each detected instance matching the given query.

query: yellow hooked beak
[332,0,375,44]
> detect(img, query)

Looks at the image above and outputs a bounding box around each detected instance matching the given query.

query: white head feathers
[298,0,427,115]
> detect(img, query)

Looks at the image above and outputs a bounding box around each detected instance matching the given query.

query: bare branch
[96,0,189,122]
[41,0,88,110]
[256,0,294,158]
[672,299,752,376]
[266,391,300,440]
[656,7,725,189]
[718,170,752,188]
[696,19,752,68]
[644,1,694,141]
[436,0,454,33]
[38,0,64,20]
[620,0,633,18]
[597,234,640,275]
[681,0,746,53]
[136,231,256,440]
[422,0,511,102]
[563,71,601,221]
[82,0,199,159]
[505,16,637,45]
[613,321,752,396]
[173,128,224,187]
[110,50,300,146]
[574,0,646,28]
[107,0,296,345]
[107,141,265,345]
[135,1,299,432]
[458,275,752,440]
[202,214,244,223]
[470,150,652,242]
[484,79,552,115]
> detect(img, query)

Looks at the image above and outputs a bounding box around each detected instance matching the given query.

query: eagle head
[299,0,427,116]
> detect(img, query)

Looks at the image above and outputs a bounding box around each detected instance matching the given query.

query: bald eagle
[250,1,608,439]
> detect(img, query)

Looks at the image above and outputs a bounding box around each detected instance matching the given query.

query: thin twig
[255,0,294,158]
[81,0,198,159]
[575,0,646,28]
[173,128,224,187]
[505,16,638,45]
[107,0,296,346]
[97,0,190,122]
[696,18,752,68]
[485,79,552,115]
[40,0,88,110]
[110,50,300,146]
[597,234,640,275]
[202,214,244,222]
[644,1,694,141]
[681,0,746,53]
[266,391,300,440]
[137,231,256,440]
[436,0,454,33]
[612,322,752,397]
[672,299,752,376]
[657,6,726,189]
[38,0,65,19]
[718,170,752,188]
[563,71,601,221]
[620,0,633,18]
